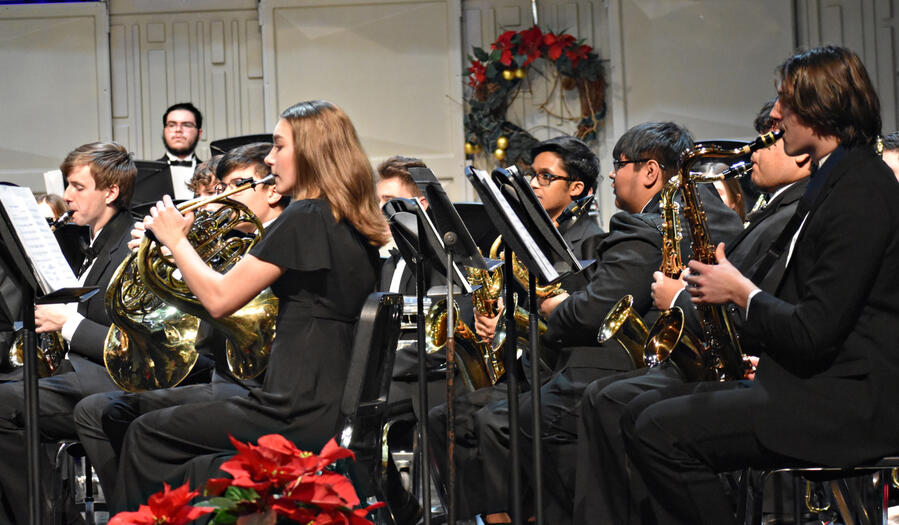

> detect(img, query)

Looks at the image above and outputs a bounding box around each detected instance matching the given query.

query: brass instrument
[424,298,494,390]
[599,174,684,367]
[103,179,278,391]
[644,307,713,381]
[669,130,782,381]
[9,210,75,377]
[598,295,650,369]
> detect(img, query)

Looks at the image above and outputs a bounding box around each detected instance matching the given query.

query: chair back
[338,292,402,522]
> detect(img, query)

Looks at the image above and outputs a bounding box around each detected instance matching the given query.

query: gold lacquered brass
[10,331,66,377]
[598,294,651,369]
[644,307,714,382]
[104,185,278,391]
[425,298,494,390]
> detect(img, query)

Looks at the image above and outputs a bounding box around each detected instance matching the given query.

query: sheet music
[471,168,559,282]
[0,186,78,294]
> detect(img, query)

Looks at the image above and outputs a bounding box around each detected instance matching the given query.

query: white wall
[0,3,110,190]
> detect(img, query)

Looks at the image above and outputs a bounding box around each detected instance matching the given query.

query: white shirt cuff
[745,288,763,319]
[668,284,688,310]
[60,313,85,342]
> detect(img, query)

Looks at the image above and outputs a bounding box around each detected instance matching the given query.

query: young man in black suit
[0,142,136,524]
[573,99,814,525]
[159,102,204,200]
[623,45,899,525]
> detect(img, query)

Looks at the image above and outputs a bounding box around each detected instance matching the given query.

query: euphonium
[9,210,75,377]
[664,130,782,381]
[424,298,494,390]
[103,179,278,391]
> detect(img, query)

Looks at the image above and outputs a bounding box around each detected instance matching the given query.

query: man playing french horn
[0,142,136,524]
[71,143,286,506]
[573,100,814,524]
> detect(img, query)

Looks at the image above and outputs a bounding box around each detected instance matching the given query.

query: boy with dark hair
[160,102,204,200]
[625,45,899,525]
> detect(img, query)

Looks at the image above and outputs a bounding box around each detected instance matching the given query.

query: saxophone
[671,130,781,381]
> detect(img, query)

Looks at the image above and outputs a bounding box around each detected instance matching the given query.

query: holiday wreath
[464,25,606,165]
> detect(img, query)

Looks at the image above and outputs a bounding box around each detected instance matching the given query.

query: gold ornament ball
[472,144,483,154]
[494,148,506,160]
[496,136,509,150]
[464,142,475,155]
[501,69,515,81]
[514,68,526,79]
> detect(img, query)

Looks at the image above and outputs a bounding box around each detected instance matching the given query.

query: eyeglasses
[527,169,571,187]
[214,176,255,194]
[612,158,653,171]
[165,121,198,130]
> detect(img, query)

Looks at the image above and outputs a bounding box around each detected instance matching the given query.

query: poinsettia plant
[464,25,606,165]
[109,434,383,525]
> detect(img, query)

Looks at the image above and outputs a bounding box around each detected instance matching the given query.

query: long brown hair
[776,46,881,148]
[280,101,389,246]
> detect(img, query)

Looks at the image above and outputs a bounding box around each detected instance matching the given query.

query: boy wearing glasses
[159,102,204,200]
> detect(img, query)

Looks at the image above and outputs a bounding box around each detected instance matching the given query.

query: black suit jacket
[743,146,899,466]
[545,184,743,351]
[674,178,810,335]
[67,210,133,389]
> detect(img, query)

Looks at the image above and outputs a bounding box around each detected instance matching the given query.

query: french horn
[103,179,278,391]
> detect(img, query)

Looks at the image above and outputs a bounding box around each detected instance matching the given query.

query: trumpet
[104,177,278,391]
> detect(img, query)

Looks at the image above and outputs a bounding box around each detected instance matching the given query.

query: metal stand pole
[528,273,543,525]
[23,287,40,525]
[415,233,431,525]
[504,254,522,525]
[443,232,457,525]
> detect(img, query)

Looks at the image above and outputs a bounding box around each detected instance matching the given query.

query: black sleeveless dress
[113,199,379,511]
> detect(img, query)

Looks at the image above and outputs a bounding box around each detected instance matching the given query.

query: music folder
[464,165,582,285]
[0,186,97,304]
[383,198,474,296]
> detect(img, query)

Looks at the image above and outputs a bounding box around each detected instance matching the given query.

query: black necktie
[169,159,193,167]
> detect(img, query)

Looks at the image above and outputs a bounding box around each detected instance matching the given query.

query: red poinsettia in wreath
[464,25,605,166]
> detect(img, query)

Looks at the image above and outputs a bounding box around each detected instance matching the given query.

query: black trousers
[574,362,683,525]
[0,361,118,524]
[72,372,249,503]
[622,380,805,525]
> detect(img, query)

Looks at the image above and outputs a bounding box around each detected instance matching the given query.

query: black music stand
[0,201,96,525]
[383,191,485,525]
[133,160,175,210]
[465,165,583,525]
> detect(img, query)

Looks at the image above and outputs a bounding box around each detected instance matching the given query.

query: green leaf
[198,497,238,510]
[473,47,489,62]
[210,509,238,524]
[488,48,501,62]
[224,486,259,501]
[485,62,498,80]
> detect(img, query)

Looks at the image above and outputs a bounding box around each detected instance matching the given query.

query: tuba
[9,210,75,377]
[656,130,781,381]
[103,179,278,391]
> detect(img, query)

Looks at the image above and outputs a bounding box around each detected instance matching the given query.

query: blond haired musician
[0,142,135,524]
[110,101,390,513]
[573,99,814,524]
[72,143,285,507]
[621,46,899,525]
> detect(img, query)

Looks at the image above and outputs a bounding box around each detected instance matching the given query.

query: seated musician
[107,101,389,513]
[185,155,222,199]
[0,142,136,524]
[573,99,812,524]
[620,46,899,525]
[72,143,285,506]
[882,131,899,180]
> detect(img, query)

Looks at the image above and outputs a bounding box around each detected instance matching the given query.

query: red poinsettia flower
[468,59,487,87]
[565,43,592,67]
[518,25,544,66]
[108,482,213,525]
[543,32,576,61]
[492,29,517,66]
[285,471,361,510]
